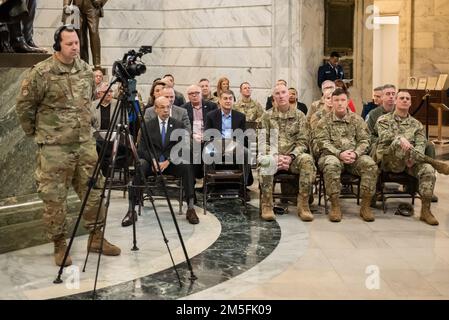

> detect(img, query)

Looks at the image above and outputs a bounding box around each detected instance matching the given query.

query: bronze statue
[62,0,108,69]
[0,0,47,53]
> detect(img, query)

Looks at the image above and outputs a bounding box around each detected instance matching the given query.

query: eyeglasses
[188,92,201,96]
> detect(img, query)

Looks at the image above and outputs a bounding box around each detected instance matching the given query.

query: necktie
[159,121,166,162]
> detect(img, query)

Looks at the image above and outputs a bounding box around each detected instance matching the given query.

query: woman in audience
[213,76,236,102]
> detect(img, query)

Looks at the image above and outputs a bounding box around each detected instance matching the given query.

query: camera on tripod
[112,45,152,81]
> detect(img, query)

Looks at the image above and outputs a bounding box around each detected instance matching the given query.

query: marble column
[271,0,323,105]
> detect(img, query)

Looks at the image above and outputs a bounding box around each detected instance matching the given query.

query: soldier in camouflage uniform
[233,82,264,123]
[258,84,316,222]
[306,80,336,121]
[309,89,334,159]
[315,88,378,222]
[15,26,120,267]
[375,91,449,225]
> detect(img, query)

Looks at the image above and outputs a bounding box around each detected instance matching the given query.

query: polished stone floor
[1,170,449,300]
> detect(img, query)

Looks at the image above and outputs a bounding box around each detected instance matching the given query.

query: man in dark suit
[122,96,199,226]
[317,51,344,88]
[206,91,246,136]
[361,86,383,120]
[205,90,253,190]
[181,85,218,179]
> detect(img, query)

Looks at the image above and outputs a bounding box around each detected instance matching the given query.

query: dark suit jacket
[205,108,247,148]
[181,100,218,132]
[138,116,187,163]
[361,102,379,120]
[317,62,344,88]
[205,108,246,134]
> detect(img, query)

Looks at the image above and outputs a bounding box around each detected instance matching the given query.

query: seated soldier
[309,89,334,159]
[259,83,316,222]
[233,82,264,122]
[375,90,449,225]
[315,88,378,222]
[122,96,199,226]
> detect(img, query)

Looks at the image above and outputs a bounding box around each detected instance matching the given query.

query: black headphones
[53,24,75,51]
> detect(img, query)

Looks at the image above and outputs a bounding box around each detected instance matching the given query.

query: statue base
[0,52,51,68]
[0,193,87,254]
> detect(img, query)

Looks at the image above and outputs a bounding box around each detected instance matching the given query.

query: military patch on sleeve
[21,79,30,96]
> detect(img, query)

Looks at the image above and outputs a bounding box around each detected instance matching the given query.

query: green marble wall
[0,67,37,200]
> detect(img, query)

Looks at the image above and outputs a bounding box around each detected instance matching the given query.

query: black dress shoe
[186,208,199,224]
[11,39,43,53]
[26,40,48,53]
[121,210,137,227]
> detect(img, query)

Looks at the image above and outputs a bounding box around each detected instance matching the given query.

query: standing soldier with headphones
[15,25,121,267]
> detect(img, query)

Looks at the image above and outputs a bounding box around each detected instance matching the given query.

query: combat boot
[420,198,439,226]
[261,193,276,221]
[88,229,121,256]
[297,193,314,222]
[328,195,342,222]
[54,236,72,267]
[360,194,375,222]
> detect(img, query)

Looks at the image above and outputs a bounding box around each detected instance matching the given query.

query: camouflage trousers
[318,154,378,197]
[260,153,316,205]
[380,138,435,198]
[35,140,105,240]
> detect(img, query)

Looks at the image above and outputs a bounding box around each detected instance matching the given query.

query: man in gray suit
[144,86,191,134]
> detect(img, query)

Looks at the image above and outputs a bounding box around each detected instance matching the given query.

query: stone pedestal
[0,194,85,254]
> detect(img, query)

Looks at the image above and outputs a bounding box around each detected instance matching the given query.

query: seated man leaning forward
[315,88,378,223]
[375,90,449,226]
[258,83,316,222]
[122,96,199,226]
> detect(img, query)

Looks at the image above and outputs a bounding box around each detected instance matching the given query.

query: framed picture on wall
[426,77,438,90]
[435,74,448,90]
[407,77,418,89]
[417,78,428,90]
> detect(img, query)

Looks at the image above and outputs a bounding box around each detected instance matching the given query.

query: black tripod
[53,75,197,298]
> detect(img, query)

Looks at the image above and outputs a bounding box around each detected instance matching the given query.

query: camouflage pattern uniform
[16,55,104,240]
[309,107,332,159]
[233,98,264,122]
[259,106,316,203]
[315,110,378,197]
[375,112,435,198]
[306,98,325,121]
[366,105,390,158]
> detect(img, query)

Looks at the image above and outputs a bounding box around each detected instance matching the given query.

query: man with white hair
[307,80,336,121]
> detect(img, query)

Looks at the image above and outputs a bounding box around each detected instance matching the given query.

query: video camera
[112,45,152,81]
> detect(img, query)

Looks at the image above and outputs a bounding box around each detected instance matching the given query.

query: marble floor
[1,171,449,300]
